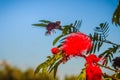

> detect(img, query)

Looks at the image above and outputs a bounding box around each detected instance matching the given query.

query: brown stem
[98,63,120,72]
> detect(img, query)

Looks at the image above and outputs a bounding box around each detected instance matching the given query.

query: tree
[33,1,120,80]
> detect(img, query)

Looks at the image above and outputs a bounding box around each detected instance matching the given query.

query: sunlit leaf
[62,26,70,35]
[78,68,86,80]
[34,62,47,74]
[34,52,62,76]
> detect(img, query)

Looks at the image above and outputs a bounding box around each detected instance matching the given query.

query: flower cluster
[86,54,102,80]
[51,32,102,80]
[86,64,102,80]
[61,32,92,56]
[86,54,100,64]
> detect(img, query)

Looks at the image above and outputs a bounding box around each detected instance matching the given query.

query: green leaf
[39,20,51,23]
[34,52,62,76]
[94,22,109,40]
[94,32,98,40]
[32,23,47,27]
[112,1,120,26]
[116,72,120,79]
[53,35,63,46]
[108,56,112,62]
[97,42,101,51]
[78,68,86,80]
[62,25,70,35]
[34,62,47,74]
[75,20,82,31]
[73,20,77,27]
[53,61,61,78]
[99,45,119,65]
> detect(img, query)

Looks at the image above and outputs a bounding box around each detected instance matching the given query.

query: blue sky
[0,0,120,79]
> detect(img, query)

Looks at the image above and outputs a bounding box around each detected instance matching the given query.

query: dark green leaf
[73,20,77,27]
[53,35,63,46]
[39,20,51,23]
[93,42,97,53]
[32,23,47,27]
[116,72,120,78]
[99,45,119,65]
[97,42,101,51]
[76,20,82,31]
[112,1,120,26]
[53,61,61,78]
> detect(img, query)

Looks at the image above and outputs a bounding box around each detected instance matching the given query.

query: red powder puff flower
[61,32,92,56]
[86,64,102,80]
[51,47,59,54]
[86,54,100,65]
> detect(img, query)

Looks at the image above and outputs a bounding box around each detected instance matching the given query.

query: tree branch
[98,63,120,72]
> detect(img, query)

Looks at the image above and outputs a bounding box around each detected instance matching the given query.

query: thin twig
[103,40,120,47]
[98,63,120,72]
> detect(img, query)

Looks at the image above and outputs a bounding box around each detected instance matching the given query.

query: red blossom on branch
[86,54,100,65]
[61,32,92,57]
[86,54,102,80]
[51,47,59,54]
[86,64,102,80]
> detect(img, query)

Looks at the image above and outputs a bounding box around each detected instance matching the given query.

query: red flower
[86,54,100,65]
[51,47,59,54]
[61,32,92,56]
[86,64,102,80]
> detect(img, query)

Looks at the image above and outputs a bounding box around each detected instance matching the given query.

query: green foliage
[99,45,119,65]
[89,22,109,53]
[112,1,120,26]
[39,20,51,23]
[32,20,51,27]
[73,20,82,31]
[94,22,109,40]
[53,20,81,46]
[0,62,59,80]
[53,34,64,46]
[115,72,120,79]
[64,75,78,80]
[102,73,120,80]
[78,68,86,80]
[32,23,47,27]
[62,20,81,34]
[34,52,62,78]
[89,32,103,53]
[33,1,120,79]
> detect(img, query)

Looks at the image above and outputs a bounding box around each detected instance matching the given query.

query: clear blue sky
[0,0,120,79]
